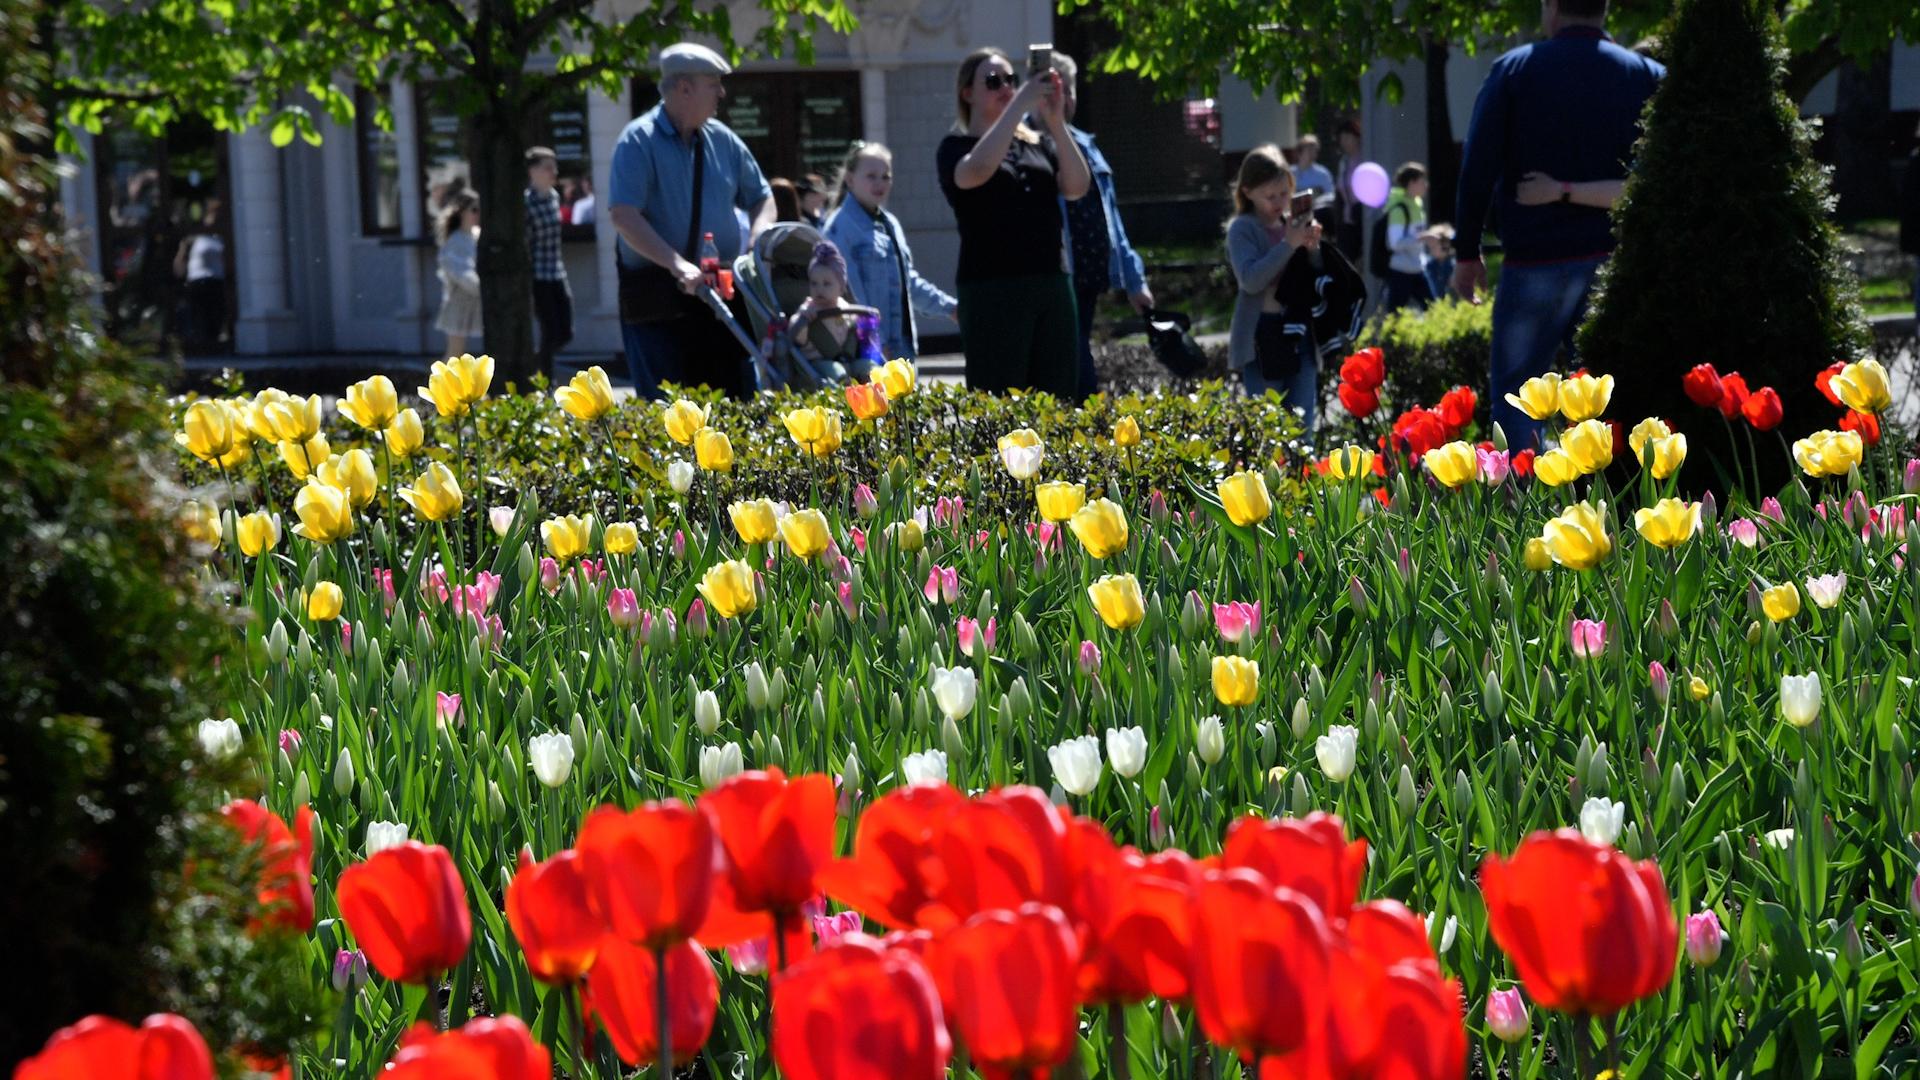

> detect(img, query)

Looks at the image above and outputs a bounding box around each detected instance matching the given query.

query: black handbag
[1144,308,1207,378]
[618,131,708,325]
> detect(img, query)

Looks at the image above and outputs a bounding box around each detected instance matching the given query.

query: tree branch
[521,0,599,49]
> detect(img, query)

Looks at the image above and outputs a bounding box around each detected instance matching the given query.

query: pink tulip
[538,557,562,593]
[470,611,504,649]
[1147,489,1170,525]
[1149,804,1169,848]
[1726,519,1759,549]
[1905,459,1920,496]
[340,621,354,655]
[1649,661,1670,705]
[958,616,997,658]
[923,565,959,605]
[727,936,770,975]
[1078,640,1102,677]
[853,482,879,520]
[811,910,863,946]
[1685,910,1724,968]
[1486,988,1528,1043]
[1026,521,1064,551]
[279,729,303,759]
[607,587,640,628]
[686,597,710,639]
[1760,497,1785,523]
[1569,617,1607,660]
[836,581,859,619]
[1477,446,1511,486]
[933,495,964,529]
[372,568,397,611]
[436,692,462,725]
[847,526,868,555]
[1213,601,1261,644]
[1842,490,1871,530]
[1909,867,1920,918]
[672,528,688,560]
[972,529,991,550]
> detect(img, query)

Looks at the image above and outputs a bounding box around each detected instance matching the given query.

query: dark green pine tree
[1577,0,1871,498]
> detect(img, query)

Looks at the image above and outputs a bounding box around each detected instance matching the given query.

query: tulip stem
[655,944,673,1080]
[565,982,588,1074]
[1107,1003,1131,1080]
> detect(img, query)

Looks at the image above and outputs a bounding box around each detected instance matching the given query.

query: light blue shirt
[1293,161,1335,200]
[822,201,956,361]
[608,104,771,270]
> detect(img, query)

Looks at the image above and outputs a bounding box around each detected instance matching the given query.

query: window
[356,86,402,236]
[414,82,597,241]
[631,71,863,183]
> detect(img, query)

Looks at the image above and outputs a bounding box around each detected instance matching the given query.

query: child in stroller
[789,242,885,383]
[733,223,883,391]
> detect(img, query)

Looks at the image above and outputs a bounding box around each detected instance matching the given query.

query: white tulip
[1048,734,1104,796]
[365,820,409,857]
[1804,573,1846,609]
[1105,726,1148,779]
[744,662,770,711]
[1579,796,1626,846]
[489,505,517,538]
[1316,724,1359,783]
[700,742,744,789]
[1779,672,1822,728]
[930,665,977,721]
[668,460,696,495]
[1196,715,1225,765]
[1001,443,1045,481]
[1425,913,1458,954]
[902,749,949,786]
[528,731,575,788]
[694,689,721,735]
[197,717,243,761]
[1763,827,1796,850]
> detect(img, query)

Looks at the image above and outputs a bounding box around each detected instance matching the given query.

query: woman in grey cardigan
[1225,145,1321,435]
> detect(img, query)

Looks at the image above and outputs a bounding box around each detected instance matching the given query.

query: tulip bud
[1482,668,1506,723]
[1008,676,1032,722]
[1149,802,1170,848]
[1452,769,1473,821]
[1685,910,1724,967]
[1078,640,1102,677]
[1395,764,1417,819]
[333,949,370,994]
[487,779,507,823]
[693,689,721,735]
[1196,715,1226,765]
[1348,575,1370,619]
[1180,590,1206,638]
[1290,770,1311,812]
[769,668,791,712]
[1649,661,1671,705]
[940,714,966,769]
[1308,665,1327,710]
[1486,988,1528,1043]
[332,748,355,797]
[292,770,312,807]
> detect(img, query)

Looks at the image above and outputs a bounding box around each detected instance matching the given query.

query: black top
[937,133,1067,283]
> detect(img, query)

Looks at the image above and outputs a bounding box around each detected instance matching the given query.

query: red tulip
[15,1013,214,1080]
[819,783,963,930]
[1077,842,1198,1004]
[505,848,603,985]
[383,1016,551,1080]
[696,769,836,947]
[1220,812,1368,920]
[582,936,718,1068]
[1437,386,1477,434]
[1339,347,1386,392]
[772,935,952,1080]
[1345,900,1439,974]
[1480,829,1677,1015]
[1715,372,1750,420]
[220,799,314,932]
[926,786,1070,927]
[1190,869,1333,1064]
[1742,386,1783,431]
[1815,361,1846,406]
[337,841,472,984]
[1510,448,1536,478]
[1841,409,1882,445]
[1338,382,1381,420]
[1391,407,1449,459]
[925,903,1082,1080]
[1681,363,1723,408]
[576,800,717,949]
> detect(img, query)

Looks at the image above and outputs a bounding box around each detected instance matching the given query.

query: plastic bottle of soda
[698,232,720,275]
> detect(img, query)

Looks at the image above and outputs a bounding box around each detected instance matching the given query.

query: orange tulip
[15,1013,214,1080]
[582,936,719,1068]
[818,783,965,930]
[925,903,1082,1080]
[220,799,315,932]
[846,380,890,421]
[576,800,717,950]
[505,848,603,985]
[926,786,1070,927]
[1190,869,1333,1065]
[337,841,472,983]
[696,769,836,950]
[772,935,952,1080]
[1480,829,1677,1015]
[383,1015,551,1080]
[1219,811,1368,921]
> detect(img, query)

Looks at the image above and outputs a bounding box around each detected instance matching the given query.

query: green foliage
[1360,297,1492,417]
[1578,0,1872,495]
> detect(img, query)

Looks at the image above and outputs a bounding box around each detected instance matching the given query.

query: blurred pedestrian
[525,146,573,380]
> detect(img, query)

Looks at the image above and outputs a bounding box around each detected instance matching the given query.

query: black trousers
[532,279,574,379]
[1073,276,1104,402]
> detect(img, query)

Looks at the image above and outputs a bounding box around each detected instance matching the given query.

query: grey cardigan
[1225,214,1296,372]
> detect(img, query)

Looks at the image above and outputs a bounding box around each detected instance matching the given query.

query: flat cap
[659,43,731,77]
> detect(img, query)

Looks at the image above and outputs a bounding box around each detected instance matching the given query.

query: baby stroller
[732,222,880,391]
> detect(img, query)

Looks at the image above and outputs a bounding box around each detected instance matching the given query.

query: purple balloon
[1351,162,1391,209]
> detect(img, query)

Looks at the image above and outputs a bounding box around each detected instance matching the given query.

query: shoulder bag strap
[684,131,706,258]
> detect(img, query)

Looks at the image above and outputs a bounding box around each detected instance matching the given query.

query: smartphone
[1028,44,1053,77]
[1290,191,1316,219]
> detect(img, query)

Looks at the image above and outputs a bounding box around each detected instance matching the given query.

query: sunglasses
[981,72,1020,91]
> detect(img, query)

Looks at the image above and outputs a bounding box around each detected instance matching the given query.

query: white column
[389,75,430,353]
[59,131,102,280]
[228,126,301,353]
[590,85,629,319]
[861,68,888,144]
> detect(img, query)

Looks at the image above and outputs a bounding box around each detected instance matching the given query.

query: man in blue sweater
[1451,0,1664,448]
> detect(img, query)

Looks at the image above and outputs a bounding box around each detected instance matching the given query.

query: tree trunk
[1423,38,1458,226]
[1782,36,1843,106]
[471,95,537,387]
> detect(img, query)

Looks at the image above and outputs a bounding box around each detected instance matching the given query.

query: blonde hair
[1232,145,1291,217]
[833,141,892,208]
[954,47,1038,142]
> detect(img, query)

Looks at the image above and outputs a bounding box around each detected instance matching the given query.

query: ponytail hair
[435,188,479,246]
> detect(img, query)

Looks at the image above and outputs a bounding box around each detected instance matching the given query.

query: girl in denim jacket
[823,142,957,364]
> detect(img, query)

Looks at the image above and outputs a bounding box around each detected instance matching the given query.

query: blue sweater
[1454,26,1664,264]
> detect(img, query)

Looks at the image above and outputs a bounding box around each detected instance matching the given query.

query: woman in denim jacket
[823,142,957,364]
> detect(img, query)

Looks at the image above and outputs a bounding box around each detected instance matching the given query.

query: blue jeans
[1489,256,1606,451]
[1240,334,1318,439]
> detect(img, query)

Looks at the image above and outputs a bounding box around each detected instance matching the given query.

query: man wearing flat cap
[608,42,773,399]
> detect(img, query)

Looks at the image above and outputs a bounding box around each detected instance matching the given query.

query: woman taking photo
[937,47,1090,398]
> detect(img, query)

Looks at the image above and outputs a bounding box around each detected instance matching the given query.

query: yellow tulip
[1035,481,1087,523]
[1793,430,1864,479]
[1503,374,1561,421]
[1761,583,1801,622]
[1325,445,1377,481]
[215,399,255,467]
[279,433,331,480]
[1632,498,1700,549]
[845,381,890,422]
[292,481,355,544]
[1534,449,1580,488]
[1626,417,1671,461]
[873,358,917,399]
[177,400,237,463]
[1212,655,1260,707]
[1070,498,1130,559]
[306,581,344,622]
[890,518,926,552]
[1521,536,1554,572]
[808,411,844,456]
[384,408,425,459]
[778,509,832,561]
[1087,573,1145,631]
[1423,441,1478,489]
[1114,416,1142,448]
[604,522,639,556]
[542,515,593,561]
[664,399,711,444]
[264,393,324,442]
[180,500,222,546]
[1540,501,1613,570]
[695,429,735,472]
[317,448,378,510]
[729,499,782,545]
[1688,675,1711,701]
[1557,373,1614,422]
[398,461,464,523]
[1646,434,1687,480]
[246,388,291,442]
[998,427,1043,453]
[784,406,843,456]
[1218,469,1273,526]
[234,510,281,557]
[420,354,494,417]
[1830,359,1891,415]
[1561,419,1614,474]
[697,559,758,619]
[339,375,399,430]
[555,365,617,422]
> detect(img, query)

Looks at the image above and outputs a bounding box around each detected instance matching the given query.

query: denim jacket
[1060,125,1147,295]
[822,201,957,361]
